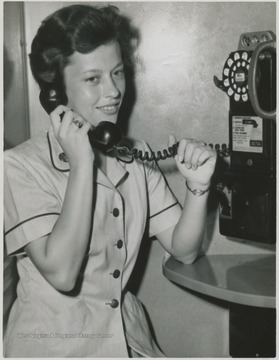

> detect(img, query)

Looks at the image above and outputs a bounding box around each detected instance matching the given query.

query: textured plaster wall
[24,2,276,357]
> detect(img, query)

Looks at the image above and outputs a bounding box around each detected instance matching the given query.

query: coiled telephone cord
[114,143,230,162]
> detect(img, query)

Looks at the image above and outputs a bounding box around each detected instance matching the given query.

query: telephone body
[214,31,276,243]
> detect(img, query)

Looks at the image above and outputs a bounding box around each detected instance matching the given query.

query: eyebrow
[82,62,124,75]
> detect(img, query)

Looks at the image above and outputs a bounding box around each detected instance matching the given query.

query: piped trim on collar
[47,129,70,172]
[47,128,129,188]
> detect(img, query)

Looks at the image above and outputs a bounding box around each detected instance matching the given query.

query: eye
[113,68,125,78]
[85,76,100,85]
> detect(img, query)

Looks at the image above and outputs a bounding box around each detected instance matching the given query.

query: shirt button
[112,208,120,217]
[116,240,123,249]
[109,299,119,308]
[112,270,121,279]
[59,152,69,162]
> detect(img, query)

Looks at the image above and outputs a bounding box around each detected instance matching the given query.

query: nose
[103,76,121,98]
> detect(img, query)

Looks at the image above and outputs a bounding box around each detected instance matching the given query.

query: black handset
[39,87,123,150]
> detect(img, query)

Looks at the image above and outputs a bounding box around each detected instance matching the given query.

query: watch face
[194,189,204,196]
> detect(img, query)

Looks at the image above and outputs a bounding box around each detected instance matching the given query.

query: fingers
[59,110,77,136]
[194,148,216,168]
[68,114,92,136]
[79,121,92,135]
[176,139,216,170]
[71,116,83,129]
[168,134,177,147]
[49,106,91,137]
[49,105,69,134]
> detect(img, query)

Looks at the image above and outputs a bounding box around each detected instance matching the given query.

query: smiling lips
[96,103,120,115]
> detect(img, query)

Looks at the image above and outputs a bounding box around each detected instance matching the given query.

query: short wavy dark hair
[29,4,139,90]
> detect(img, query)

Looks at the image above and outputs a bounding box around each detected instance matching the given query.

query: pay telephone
[214,31,276,243]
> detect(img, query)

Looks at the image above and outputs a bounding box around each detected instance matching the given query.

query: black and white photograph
[2,1,276,358]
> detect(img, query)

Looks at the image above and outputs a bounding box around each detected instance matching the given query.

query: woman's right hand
[26,105,95,292]
[50,105,94,168]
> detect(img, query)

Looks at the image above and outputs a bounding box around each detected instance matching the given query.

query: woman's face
[63,41,126,127]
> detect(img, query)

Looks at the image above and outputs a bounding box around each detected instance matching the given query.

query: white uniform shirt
[4,127,182,357]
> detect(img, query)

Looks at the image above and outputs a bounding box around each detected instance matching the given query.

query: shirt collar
[47,127,128,188]
[47,127,70,172]
[105,154,129,188]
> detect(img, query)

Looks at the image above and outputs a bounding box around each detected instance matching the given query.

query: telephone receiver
[39,87,228,162]
[39,87,182,161]
[248,38,276,120]
[39,87,123,151]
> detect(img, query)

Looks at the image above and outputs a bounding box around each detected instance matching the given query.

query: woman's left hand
[169,135,217,186]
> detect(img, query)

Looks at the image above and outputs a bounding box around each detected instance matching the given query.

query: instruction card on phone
[232,115,263,153]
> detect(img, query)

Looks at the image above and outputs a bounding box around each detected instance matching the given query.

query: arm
[156,135,217,264]
[25,106,94,291]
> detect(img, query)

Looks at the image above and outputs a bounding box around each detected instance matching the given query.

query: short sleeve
[4,153,61,256]
[144,144,182,237]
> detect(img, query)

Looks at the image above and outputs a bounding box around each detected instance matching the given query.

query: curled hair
[29,5,140,90]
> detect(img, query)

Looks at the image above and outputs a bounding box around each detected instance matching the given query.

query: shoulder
[5,130,49,160]
[4,130,50,172]
[116,137,155,165]
[120,137,150,151]
[121,137,155,157]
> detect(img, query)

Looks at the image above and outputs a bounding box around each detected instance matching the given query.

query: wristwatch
[186,181,211,196]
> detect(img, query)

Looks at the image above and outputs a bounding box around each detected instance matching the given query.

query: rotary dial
[222,51,253,102]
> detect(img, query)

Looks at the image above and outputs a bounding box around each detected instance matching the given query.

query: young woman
[4,4,217,357]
